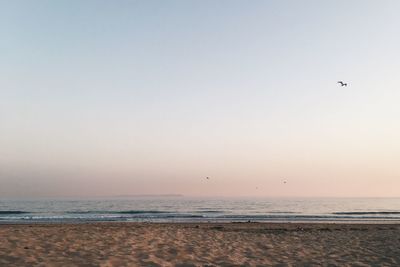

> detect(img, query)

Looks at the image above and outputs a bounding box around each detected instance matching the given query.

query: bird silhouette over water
[337,81,348,87]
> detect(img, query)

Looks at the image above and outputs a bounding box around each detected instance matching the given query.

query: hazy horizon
[1,0,400,198]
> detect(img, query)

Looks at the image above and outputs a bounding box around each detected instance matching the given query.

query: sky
[1,0,400,198]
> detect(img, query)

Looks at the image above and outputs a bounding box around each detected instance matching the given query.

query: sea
[1,197,400,223]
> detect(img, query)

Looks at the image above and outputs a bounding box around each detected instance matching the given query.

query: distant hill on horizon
[112,194,184,198]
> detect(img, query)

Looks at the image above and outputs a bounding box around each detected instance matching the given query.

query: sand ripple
[0,223,399,266]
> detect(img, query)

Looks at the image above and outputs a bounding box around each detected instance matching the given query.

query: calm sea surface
[1,197,400,223]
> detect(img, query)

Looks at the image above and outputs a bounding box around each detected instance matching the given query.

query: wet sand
[0,222,399,266]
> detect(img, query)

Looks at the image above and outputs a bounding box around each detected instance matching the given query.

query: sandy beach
[0,222,399,266]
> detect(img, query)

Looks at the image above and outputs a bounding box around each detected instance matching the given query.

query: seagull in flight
[337,81,348,87]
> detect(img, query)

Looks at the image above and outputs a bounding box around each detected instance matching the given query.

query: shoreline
[1,222,400,266]
[2,219,400,225]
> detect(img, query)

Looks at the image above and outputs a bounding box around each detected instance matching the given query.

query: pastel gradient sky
[1,0,400,197]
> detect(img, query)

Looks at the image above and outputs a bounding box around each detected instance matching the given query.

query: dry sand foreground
[0,222,399,266]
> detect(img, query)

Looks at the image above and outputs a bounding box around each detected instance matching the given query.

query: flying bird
[337,81,348,87]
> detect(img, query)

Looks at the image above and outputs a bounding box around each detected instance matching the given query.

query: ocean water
[0,197,400,223]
